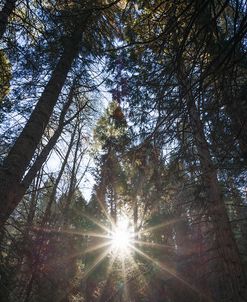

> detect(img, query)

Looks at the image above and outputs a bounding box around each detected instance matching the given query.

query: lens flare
[110,217,133,255]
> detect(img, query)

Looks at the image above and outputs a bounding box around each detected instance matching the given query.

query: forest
[0,0,247,301]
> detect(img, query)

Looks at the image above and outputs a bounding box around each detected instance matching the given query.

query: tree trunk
[177,63,247,301]
[62,120,82,225]
[41,120,78,227]
[10,80,81,226]
[0,30,82,226]
[0,0,16,39]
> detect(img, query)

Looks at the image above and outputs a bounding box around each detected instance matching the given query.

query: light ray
[106,251,118,275]
[85,240,112,254]
[128,253,148,288]
[96,195,116,229]
[129,244,212,302]
[139,217,184,235]
[43,241,112,273]
[126,252,150,300]
[97,251,118,302]
[133,239,176,250]
[121,255,129,301]
[80,212,112,233]
[133,239,194,254]
[32,226,111,239]
[82,246,112,279]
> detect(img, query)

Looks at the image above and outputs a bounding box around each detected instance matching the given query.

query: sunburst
[109,216,134,256]
[35,211,209,301]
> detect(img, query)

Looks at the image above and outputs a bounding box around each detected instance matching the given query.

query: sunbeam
[80,211,112,233]
[96,195,116,228]
[32,226,111,240]
[82,246,112,279]
[133,239,194,254]
[128,253,149,289]
[139,217,184,235]
[32,212,209,301]
[129,244,212,302]
[97,250,118,302]
[121,255,129,301]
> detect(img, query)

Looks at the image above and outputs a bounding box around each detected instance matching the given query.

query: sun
[111,227,130,250]
[110,217,133,255]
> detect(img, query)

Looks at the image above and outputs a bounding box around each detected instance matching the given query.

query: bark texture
[0,30,82,226]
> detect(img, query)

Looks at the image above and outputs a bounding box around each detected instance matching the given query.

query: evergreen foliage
[0,1,247,301]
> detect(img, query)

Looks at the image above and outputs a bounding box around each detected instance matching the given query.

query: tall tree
[0,0,121,226]
[111,1,247,300]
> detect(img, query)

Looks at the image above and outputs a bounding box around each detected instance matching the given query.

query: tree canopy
[0,1,247,301]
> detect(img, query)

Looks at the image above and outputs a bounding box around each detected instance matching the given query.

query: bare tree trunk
[14,80,87,227]
[62,120,82,224]
[177,63,247,301]
[0,30,82,226]
[0,0,16,39]
[41,122,78,227]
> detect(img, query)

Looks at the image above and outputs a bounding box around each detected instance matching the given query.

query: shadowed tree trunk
[0,0,16,39]
[177,60,247,301]
[0,29,83,226]
[13,80,88,225]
